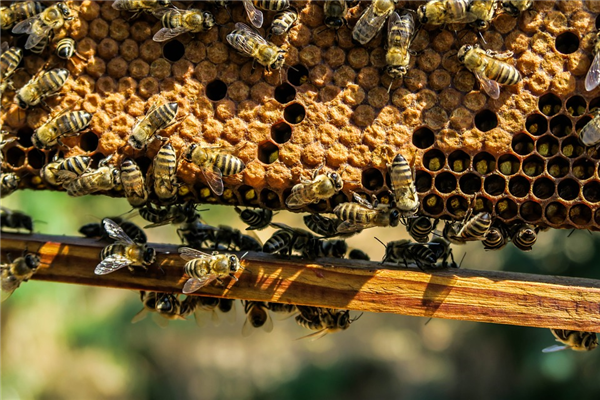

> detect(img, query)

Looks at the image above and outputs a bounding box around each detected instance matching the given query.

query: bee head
[228,255,239,272]
[271,51,287,70]
[203,12,216,30]
[584,333,599,351]
[143,247,157,264]
[335,310,351,329]
[385,65,407,79]
[331,240,348,258]
[325,17,345,29]
[158,0,171,6]
[156,294,175,312]
[16,94,29,110]
[416,5,427,23]
[457,45,472,62]
[388,208,401,227]
[24,254,40,270]
[57,2,71,18]
[184,144,197,162]
[328,172,343,191]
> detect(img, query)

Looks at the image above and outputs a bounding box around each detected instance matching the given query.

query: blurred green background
[2,190,600,400]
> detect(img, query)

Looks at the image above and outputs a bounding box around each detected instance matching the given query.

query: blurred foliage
[1,190,600,400]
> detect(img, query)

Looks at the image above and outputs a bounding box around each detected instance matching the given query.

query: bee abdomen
[161,10,182,29]
[39,68,69,93]
[57,111,93,135]
[100,244,125,260]
[215,154,245,176]
[149,102,178,130]
[55,38,75,59]
[487,61,521,85]
[254,0,290,11]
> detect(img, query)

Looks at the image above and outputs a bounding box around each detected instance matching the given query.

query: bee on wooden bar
[79,217,147,244]
[352,0,398,45]
[269,7,297,38]
[1,207,33,233]
[577,110,600,148]
[428,237,458,268]
[183,143,245,196]
[482,224,508,251]
[226,22,287,72]
[543,329,598,353]
[348,249,370,261]
[586,31,600,92]
[268,302,297,314]
[0,44,23,95]
[406,216,438,243]
[153,8,215,42]
[95,218,156,275]
[242,301,273,336]
[385,11,415,88]
[334,192,401,233]
[32,109,92,150]
[322,0,349,30]
[131,291,158,323]
[1,252,40,301]
[16,68,69,109]
[285,169,343,209]
[178,247,243,294]
[140,202,196,228]
[212,225,262,252]
[468,0,497,30]
[152,141,178,204]
[388,153,419,216]
[303,214,353,238]
[65,158,121,197]
[380,239,437,270]
[501,0,533,17]
[510,223,537,252]
[1,2,45,30]
[12,2,72,53]
[1,172,20,198]
[417,0,476,25]
[296,306,360,340]
[234,206,272,230]
[263,222,314,256]
[444,212,492,244]
[128,102,178,151]
[120,158,148,208]
[457,44,521,100]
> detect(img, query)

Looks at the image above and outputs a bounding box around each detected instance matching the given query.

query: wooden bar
[1,233,599,332]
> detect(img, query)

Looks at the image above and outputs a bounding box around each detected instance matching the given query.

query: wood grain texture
[2,233,599,332]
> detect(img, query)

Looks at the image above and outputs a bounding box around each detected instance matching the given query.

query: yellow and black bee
[226,22,287,72]
[32,109,92,149]
[152,141,178,204]
[121,158,148,208]
[388,153,419,216]
[128,102,178,150]
[65,157,121,197]
[55,37,84,61]
[16,68,69,109]
[12,2,72,53]
[417,0,476,25]
[234,206,272,230]
[178,247,243,294]
[1,172,20,198]
[578,110,600,148]
[468,0,498,30]
[40,154,91,186]
[385,11,415,88]
[269,7,297,38]
[295,306,360,340]
[543,329,598,353]
[444,212,492,244]
[153,8,215,42]
[501,0,533,17]
[0,44,23,95]
[183,144,245,196]
[1,252,40,301]
[352,0,398,45]
[1,2,45,30]
[242,300,273,336]
[322,0,349,30]
[334,192,401,233]
[285,170,343,209]
[510,223,537,252]
[482,224,509,251]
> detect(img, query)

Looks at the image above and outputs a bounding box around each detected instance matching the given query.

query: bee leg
[39,99,53,113]
[485,49,514,60]
[251,60,257,74]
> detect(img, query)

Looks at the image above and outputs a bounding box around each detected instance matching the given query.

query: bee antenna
[424,317,433,326]
[351,312,363,322]
[478,31,487,45]
[387,78,394,93]
[286,64,299,72]
[457,252,466,269]
[241,251,249,259]
[374,237,387,248]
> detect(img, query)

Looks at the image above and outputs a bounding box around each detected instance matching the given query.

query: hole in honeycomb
[569,204,592,225]
[422,194,443,215]
[555,31,579,55]
[448,150,470,173]
[583,181,600,202]
[473,152,495,175]
[547,157,569,178]
[539,93,562,116]
[532,178,554,199]
[483,174,505,196]
[271,122,292,144]
[497,154,519,175]
[474,110,498,132]
[520,201,542,222]
[16,35,27,49]
[16,128,33,147]
[6,147,26,167]
[508,176,530,197]
[257,141,279,164]
[473,197,493,214]
[550,114,572,138]
[536,135,559,157]
[522,155,544,177]
[545,202,567,224]
[496,199,518,220]
[274,83,296,104]
[511,133,534,155]
[423,149,445,172]
[89,153,104,169]
[459,173,481,195]
[525,113,548,136]
[590,97,600,112]
[566,96,586,117]
[288,64,309,86]
[134,156,152,176]
[376,191,393,207]
[260,188,281,209]
[283,103,306,124]
[558,178,580,200]
[575,115,592,135]
[435,172,457,194]
[206,80,228,101]
[308,200,329,213]
[572,159,595,180]
[162,40,185,62]
[238,185,259,205]
[27,149,45,169]
[561,136,585,158]
[80,132,99,152]
[362,168,384,191]
[415,171,432,193]
[412,127,435,149]
[446,196,469,218]
[330,192,349,209]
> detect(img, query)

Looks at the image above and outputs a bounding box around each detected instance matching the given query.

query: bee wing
[54,170,78,185]
[356,5,390,44]
[182,275,217,294]
[11,16,37,34]
[387,11,401,46]
[1,288,14,303]
[542,344,569,353]
[94,255,133,275]
[585,52,600,91]
[103,218,135,245]
[201,164,224,196]
[178,246,211,261]
[1,42,8,52]
[153,26,188,42]
[131,307,150,324]
[475,70,500,100]
[336,221,371,234]
[112,0,130,10]
[152,314,170,328]
[243,0,264,28]
[351,192,374,209]
[296,328,329,341]
[269,222,295,232]
[285,190,309,208]
[24,24,53,50]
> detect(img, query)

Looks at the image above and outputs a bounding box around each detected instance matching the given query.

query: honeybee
[323,0,349,30]
[380,238,437,270]
[428,237,458,268]
[444,212,492,244]
[153,8,215,42]
[0,130,15,164]
[79,217,147,244]
[385,11,415,88]
[303,214,354,238]
[131,291,159,323]
[348,248,370,261]
[254,0,290,11]
[510,223,536,251]
[352,0,398,45]
[468,0,497,30]
[577,110,600,147]
[234,206,273,230]
[285,169,343,209]
[1,172,20,198]
[388,153,419,216]
[267,302,297,314]
[213,225,262,252]
[128,102,178,151]
[302,237,348,260]
[152,141,178,204]
[178,247,243,294]
[457,44,522,100]
[296,306,360,340]
[65,157,121,197]
[1,207,33,233]
[226,22,287,72]
[269,7,298,38]
[32,109,92,149]
[95,218,156,275]
[112,0,170,18]
[11,2,72,53]
[16,68,69,109]
[40,154,91,186]
[501,0,533,17]
[263,222,314,256]
[0,44,23,95]
[542,329,598,353]
[183,144,246,196]
[120,159,148,208]
[587,32,600,92]
[0,2,45,30]
[482,224,508,250]
[242,301,273,336]
[1,252,40,301]
[405,216,438,243]
[334,192,401,233]
[140,202,196,228]
[178,219,218,248]
[417,0,476,25]
[55,37,83,61]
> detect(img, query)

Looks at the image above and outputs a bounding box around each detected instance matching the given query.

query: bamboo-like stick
[2,233,599,332]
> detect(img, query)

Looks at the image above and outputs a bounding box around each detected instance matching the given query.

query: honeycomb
[2,1,600,230]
